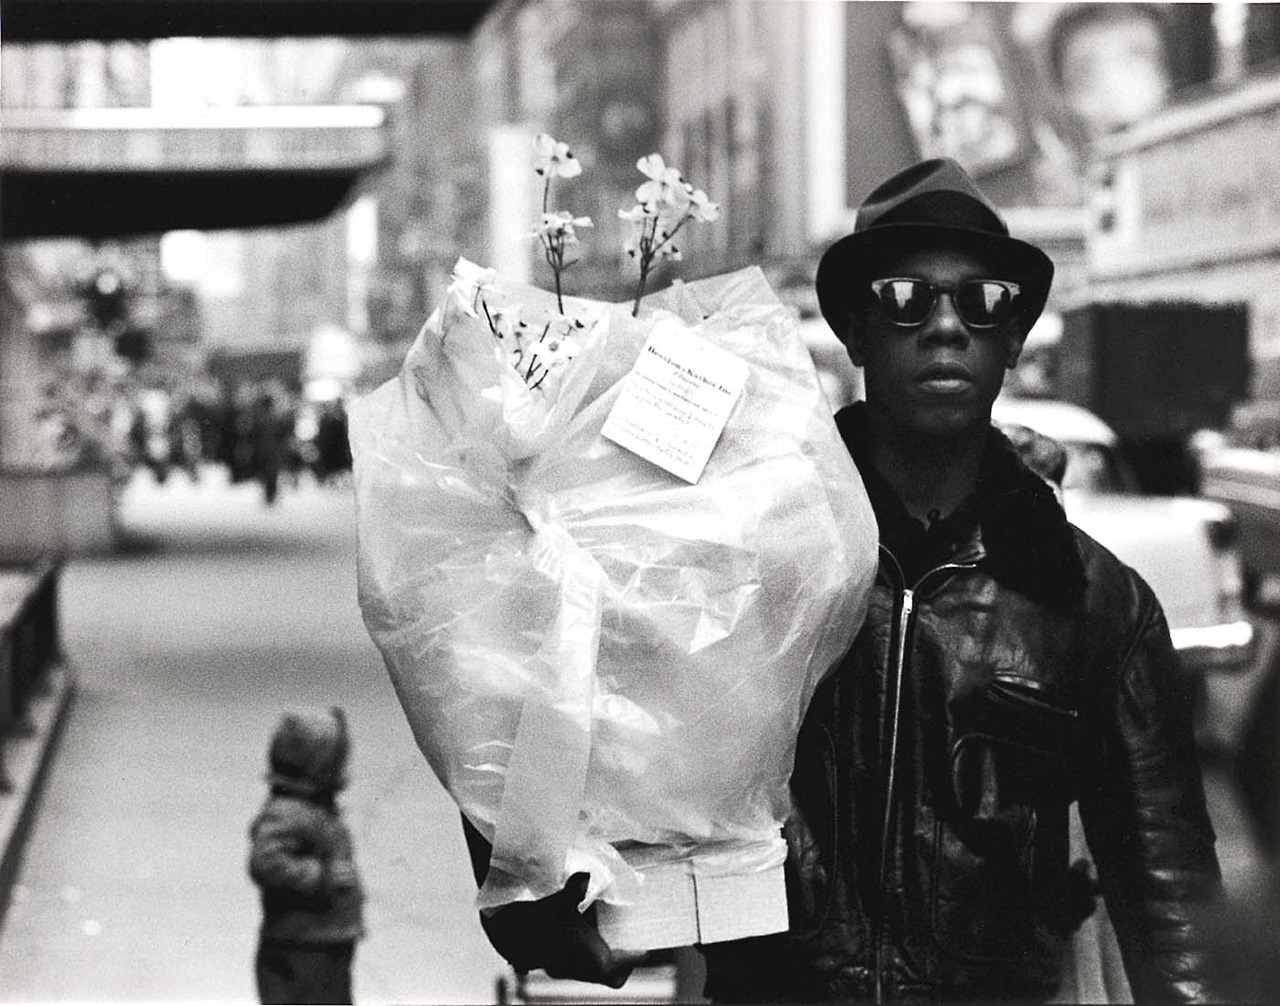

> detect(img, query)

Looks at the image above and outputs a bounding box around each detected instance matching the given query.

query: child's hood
[268,706,349,796]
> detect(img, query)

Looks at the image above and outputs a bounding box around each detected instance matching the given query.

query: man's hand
[480,873,647,988]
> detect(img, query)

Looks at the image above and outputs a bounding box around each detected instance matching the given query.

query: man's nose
[922,291,970,346]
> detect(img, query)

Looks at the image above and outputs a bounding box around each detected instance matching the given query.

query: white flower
[446,262,499,318]
[533,133,583,179]
[687,188,720,222]
[618,204,652,224]
[523,329,582,394]
[536,333,580,369]
[529,210,594,245]
[634,153,686,208]
[489,304,524,345]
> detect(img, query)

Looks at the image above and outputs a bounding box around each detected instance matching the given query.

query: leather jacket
[702,409,1222,1002]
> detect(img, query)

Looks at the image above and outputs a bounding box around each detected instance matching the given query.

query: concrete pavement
[0,465,506,1002]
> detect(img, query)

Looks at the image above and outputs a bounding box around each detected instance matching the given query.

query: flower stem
[631,260,649,317]
[631,218,660,316]
[649,212,690,257]
[542,177,568,314]
[552,244,566,314]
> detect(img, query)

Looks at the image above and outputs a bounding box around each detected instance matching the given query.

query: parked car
[992,397,1256,748]
[992,397,1254,674]
[1193,400,1280,607]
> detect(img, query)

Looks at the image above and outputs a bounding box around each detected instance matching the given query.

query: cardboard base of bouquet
[596,858,788,952]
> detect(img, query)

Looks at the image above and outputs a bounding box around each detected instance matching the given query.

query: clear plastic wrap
[349,260,877,922]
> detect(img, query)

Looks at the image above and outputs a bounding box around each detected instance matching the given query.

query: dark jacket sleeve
[462,814,493,885]
[249,801,327,896]
[1078,579,1223,1002]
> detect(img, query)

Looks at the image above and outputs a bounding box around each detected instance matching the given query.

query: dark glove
[480,872,646,988]
[462,816,645,988]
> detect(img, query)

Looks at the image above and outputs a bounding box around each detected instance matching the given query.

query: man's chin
[903,403,991,440]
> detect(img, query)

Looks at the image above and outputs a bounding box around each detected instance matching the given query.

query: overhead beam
[0,106,392,239]
[2,0,495,42]
[2,169,374,239]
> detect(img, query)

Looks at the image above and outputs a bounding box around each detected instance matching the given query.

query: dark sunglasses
[869,277,1021,330]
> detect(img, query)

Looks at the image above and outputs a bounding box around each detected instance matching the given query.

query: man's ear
[1004,325,1027,370]
[844,314,866,367]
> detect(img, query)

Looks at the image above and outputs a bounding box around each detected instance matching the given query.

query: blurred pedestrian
[248,707,365,1005]
[312,400,352,485]
[127,395,171,485]
[250,387,294,505]
[226,384,258,484]
[167,396,204,482]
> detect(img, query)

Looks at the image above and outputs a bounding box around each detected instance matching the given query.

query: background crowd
[117,381,352,505]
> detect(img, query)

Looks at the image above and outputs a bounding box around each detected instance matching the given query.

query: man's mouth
[915,364,974,393]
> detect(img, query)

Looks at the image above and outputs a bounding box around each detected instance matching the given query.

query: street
[0,466,505,1001]
[0,463,1273,1002]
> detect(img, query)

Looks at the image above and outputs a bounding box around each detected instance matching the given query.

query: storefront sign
[1093,86,1280,277]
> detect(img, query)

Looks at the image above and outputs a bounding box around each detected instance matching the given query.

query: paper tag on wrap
[601,319,749,483]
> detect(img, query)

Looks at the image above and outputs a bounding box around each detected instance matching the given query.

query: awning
[3,0,495,41]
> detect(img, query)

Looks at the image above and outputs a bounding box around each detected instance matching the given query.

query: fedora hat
[815,158,1054,341]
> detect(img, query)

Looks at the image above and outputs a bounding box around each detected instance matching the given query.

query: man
[470,158,1223,1002]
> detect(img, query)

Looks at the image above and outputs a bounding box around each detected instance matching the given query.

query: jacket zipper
[873,553,978,1004]
[874,580,912,1005]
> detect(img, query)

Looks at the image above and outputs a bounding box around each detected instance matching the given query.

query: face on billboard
[1054,7,1171,134]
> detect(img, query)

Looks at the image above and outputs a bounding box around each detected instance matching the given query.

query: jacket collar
[836,403,1087,607]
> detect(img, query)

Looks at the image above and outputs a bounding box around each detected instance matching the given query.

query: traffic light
[85,268,128,330]
[114,326,152,365]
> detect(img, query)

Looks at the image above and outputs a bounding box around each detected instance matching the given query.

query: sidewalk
[0,661,75,951]
[0,467,506,1002]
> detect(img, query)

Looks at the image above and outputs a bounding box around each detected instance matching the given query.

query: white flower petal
[636,153,666,180]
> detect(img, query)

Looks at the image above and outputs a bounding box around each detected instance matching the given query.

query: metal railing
[0,555,62,793]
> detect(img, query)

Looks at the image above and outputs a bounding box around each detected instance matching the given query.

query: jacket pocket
[930,677,1079,964]
[982,675,1080,748]
[957,674,1079,806]
[930,794,1039,964]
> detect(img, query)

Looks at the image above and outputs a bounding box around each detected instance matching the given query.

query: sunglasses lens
[876,279,934,325]
[956,281,1016,328]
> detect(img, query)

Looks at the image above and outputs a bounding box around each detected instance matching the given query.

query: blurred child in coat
[249,707,365,1004]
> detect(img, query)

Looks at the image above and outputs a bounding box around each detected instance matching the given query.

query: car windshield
[1061,441,1131,493]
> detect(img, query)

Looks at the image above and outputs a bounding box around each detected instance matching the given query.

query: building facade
[464,0,665,304]
[0,40,157,471]
[1089,72,1280,399]
[160,38,355,371]
[651,0,1104,327]
[1043,2,1280,402]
